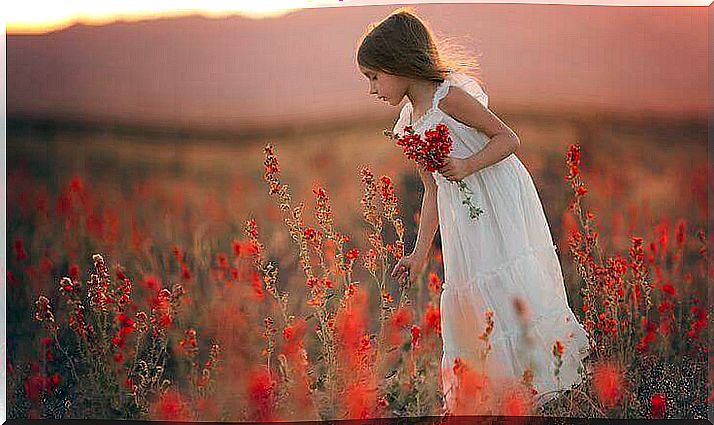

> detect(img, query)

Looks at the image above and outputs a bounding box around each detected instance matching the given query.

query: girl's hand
[391,251,428,287]
[438,157,472,182]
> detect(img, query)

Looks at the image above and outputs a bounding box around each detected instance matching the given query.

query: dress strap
[431,71,453,110]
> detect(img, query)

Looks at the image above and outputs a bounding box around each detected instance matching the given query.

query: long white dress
[391,70,592,413]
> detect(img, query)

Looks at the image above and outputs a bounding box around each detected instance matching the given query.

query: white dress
[391,71,592,413]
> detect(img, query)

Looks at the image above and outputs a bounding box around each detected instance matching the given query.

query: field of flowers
[6,112,711,420]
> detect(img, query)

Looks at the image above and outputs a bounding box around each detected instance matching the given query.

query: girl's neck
[406,79,440,119]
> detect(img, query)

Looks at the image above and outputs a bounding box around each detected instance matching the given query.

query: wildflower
[650,393,667,418]
[686,306,707,340]
[391,307,412,329]
[423,302,441,336]
[304,227,317,241]
[281,317,308,358]
[346,247,360,260]
[478,310,494,342]
[34,295,58,333]
[362,248,378,275]
[153,389,188,421]
[592,361,625,408]
[512,297,530,321]
[247,366,276,421]
[387,124,483,221]
[501,387,532,416]
[263,144,285,197]
[675,219,687,248]
[313,185,334,233]
[360,166,383,230]
[411,325,421,350]
[661,284,676,297]
[179,328,199,357]
[14,239,28,262]
[428,272,442,294]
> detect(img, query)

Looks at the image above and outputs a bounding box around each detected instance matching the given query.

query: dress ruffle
[438,242,592,413]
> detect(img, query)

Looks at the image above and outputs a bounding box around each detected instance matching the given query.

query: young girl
[357,8,592,415]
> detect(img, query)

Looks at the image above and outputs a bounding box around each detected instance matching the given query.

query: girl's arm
[411,166,439,262]
[437,86,521,181]
[393,165,439,285]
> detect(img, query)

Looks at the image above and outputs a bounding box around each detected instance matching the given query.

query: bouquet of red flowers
[384,124,484,222]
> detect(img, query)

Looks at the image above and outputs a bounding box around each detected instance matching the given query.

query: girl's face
[359,65,408,107]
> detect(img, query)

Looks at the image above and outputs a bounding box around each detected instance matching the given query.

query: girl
[357,8,592,415]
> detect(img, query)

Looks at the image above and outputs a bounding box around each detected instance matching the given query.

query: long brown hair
[356,7,484,86]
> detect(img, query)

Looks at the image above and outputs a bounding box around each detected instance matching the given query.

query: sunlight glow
[5,0,708,34]
[6,0,317,34]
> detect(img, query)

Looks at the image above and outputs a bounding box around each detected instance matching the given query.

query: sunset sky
[6,0,710,34]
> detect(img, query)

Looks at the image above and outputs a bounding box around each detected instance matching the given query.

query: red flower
[661,284,676,297]
[153,389,188,421]
[387,124,484,220]
[346,248,360,260]
[247,367,276,421]
[650,393,667,418]
[304,227,317,241]
[181,264,192,280]
[427,272,442,294]
[14,239,28,262]
[391,307,412,329]
[675,219,687,248]
[423,302,441,336]
[411,325,421,349]
[390,123,453,173]
[592,361,625,408]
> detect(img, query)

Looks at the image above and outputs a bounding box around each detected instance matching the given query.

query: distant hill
[7,4,708,132]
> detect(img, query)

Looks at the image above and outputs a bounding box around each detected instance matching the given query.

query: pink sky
[7,3,708,130]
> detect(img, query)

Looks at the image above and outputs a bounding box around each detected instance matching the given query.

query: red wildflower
[391,307,412,329]
[153,389,188,421]
[423,302,441,336]
[661,284,676,297]
[14,239,28,262]
[282,318,308,357]
[501,388,532,416]
[346,248,360,260]
[411,325,421,350]
[247,367,276,421]
[592,361,625,408]
[428,272,442,294]
[304,227,317,241]
[650,393,667,418]
[675,219,687,248]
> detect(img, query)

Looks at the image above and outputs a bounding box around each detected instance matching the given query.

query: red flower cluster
[427,272,442,295]
[592,361,625,408]
[564,144,588,208]
[386,124,484,221]
[423,302,441,336]
[390,124,453,173]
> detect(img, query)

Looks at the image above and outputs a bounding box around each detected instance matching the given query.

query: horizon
[6,0,711,34]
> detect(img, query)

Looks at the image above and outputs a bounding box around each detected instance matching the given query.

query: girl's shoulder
[442,71,489,110]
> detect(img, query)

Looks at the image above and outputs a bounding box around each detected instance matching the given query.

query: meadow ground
[6,110,710,420]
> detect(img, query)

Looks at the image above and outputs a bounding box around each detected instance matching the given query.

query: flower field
[6,112,711,420]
